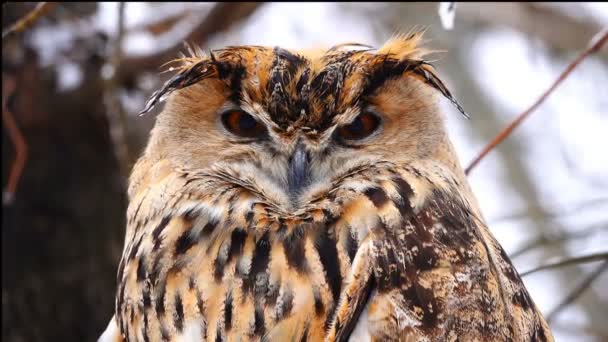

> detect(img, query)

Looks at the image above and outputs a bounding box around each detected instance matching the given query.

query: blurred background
[2,2,607,341]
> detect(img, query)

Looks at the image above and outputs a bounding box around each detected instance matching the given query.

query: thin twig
[520,251,608,277]
[128,9,194,36]
[551,321,608,339]
[2,2,58,40]
[558,133,608,190]
[546,260,608,323]
[465,28,608,175]
[510,223,607,259]
[2,76,28,206]
[115,2,265,84]
[104,2,131,181]
[456,3,606,54]
[489,197,608,224]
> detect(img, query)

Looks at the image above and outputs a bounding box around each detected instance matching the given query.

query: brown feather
[101,30,552,342]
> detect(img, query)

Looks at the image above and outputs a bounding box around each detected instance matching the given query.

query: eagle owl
[100,32,554,341]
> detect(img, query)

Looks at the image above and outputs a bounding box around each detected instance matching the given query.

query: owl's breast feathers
[108,161,553,341]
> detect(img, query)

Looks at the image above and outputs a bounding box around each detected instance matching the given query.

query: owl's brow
[355,56,468,118]
[139,47,467,120]
[265,47,309,126]
[408,61,468,118]
[139,49,250,116]
[139,46,306,117]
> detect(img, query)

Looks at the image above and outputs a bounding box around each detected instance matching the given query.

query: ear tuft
[375,28,468,119]
[139,58,219,115]
[377,28,430,60]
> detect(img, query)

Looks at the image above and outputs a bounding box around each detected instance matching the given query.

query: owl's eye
[336,112,381,141]
[221,109,267,138]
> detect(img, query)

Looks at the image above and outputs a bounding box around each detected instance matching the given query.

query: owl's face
[138,33,464,209]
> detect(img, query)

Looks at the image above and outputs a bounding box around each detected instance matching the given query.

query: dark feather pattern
[102,32,552,342]
[138,39,469,121]
[412,61,469,118]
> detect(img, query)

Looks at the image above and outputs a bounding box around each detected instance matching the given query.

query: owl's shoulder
[327,162,553,341]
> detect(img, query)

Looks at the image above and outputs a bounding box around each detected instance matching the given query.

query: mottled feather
[102,30,552,342]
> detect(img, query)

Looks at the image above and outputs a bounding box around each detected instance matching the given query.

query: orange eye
[221,109,267,138]
[337,112,381,141]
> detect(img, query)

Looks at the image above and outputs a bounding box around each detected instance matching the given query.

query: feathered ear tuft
[374,28,468,119]
[411,62,469,119]
[139,46,249,116]
[139,58,219,115]
[377,28,430,60]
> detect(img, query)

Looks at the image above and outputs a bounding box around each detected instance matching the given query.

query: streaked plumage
[100,31,553,341]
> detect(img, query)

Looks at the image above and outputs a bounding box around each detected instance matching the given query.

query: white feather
[97,316,121,342]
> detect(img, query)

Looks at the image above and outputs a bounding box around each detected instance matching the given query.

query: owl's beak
[287,141,310,196]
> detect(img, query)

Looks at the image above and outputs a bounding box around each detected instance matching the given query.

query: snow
[438,2,456,30]
[56,61,83,92]
[28,22,77,67]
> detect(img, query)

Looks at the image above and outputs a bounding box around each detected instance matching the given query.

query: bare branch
[103,2,131,181]
[558,128,608,190]
[116,2,265,84]
[127,9,195,37]
[2,2,57,40]
[547,261,608,323]
[510,223,607,259]
[456,3,606,54]
[551,321,608,339]
[2,74,28,206]
[465,28,608,175]
[489,197,608,225]
[520,251,608,277]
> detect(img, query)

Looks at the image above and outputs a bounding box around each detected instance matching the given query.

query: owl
[99,31,554,341]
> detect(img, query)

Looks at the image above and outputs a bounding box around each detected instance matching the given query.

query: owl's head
[134,31,466,208]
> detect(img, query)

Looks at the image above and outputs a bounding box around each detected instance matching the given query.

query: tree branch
[103,2,131,182]
[547,260,608,323]
[520,251,608,277]
[115,2,265,84]
[465,28,608,175]
[489,197,608,225]
[510,223,607,259]
[2,74,28,206]
[2,2,57,40]
[551,321,608,339]
[456,3,606,54]
[127,9,195,37]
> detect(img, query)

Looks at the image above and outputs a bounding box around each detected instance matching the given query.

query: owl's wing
[326,185,553,341]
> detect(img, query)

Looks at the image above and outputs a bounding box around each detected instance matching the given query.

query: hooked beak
[287,141,310,197]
